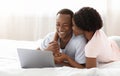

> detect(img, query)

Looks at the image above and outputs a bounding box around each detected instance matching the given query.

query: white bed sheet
[0,39,120,76]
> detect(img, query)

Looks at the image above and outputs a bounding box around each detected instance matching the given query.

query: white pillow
[108,36,120,48]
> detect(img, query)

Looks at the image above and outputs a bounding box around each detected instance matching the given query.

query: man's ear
[53,32,59,41]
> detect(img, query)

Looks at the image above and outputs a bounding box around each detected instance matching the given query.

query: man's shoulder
[71,34,87,45]
[73,34,86,41]
[46,32,55,36]
[42,32,55,41]
[44,32,55,38]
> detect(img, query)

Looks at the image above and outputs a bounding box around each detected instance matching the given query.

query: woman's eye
[56,24,60,26]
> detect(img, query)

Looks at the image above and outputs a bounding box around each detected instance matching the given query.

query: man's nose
[59,26,64,31]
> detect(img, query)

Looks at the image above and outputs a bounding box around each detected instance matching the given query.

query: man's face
[56,14,72,39]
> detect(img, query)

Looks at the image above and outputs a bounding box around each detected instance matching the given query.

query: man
[37,9,86,68]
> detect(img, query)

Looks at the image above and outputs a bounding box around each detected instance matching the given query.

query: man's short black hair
[57,8,74,19]
[73,7,103,32]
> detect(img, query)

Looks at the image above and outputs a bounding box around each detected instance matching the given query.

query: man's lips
[59,32,65,34]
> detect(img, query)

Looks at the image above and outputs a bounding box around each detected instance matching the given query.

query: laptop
[17,48,56,68]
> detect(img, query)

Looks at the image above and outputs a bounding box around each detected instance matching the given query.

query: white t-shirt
[39,32,87,64]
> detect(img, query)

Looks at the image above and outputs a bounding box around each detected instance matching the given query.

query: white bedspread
[0,39,120,76]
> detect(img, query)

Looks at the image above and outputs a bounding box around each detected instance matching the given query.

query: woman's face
[72,19,84,36]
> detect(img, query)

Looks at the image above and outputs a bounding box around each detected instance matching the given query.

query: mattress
[0,39,120,76]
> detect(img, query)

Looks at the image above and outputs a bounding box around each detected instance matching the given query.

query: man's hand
[45,41,60,54]
[54,53,69,64]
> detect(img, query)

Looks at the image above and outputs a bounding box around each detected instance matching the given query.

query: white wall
[105,0,120,36]
[0,0,119,41]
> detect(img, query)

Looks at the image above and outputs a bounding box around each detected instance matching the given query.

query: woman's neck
[84,31,94,41]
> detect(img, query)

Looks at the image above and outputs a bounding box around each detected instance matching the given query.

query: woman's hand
[45,32,60,53]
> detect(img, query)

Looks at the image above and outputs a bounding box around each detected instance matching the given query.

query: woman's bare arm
[53,32,59,41]
[55,53,85,68]
[86,57,96,68]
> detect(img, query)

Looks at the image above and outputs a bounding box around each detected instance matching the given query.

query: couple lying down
[37,7,120,68]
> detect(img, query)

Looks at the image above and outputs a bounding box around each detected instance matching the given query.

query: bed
[0,37,120,76]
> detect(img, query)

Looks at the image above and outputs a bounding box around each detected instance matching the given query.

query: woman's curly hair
[73,7,103,32]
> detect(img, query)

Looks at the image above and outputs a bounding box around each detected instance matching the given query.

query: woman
[72,7,120,68]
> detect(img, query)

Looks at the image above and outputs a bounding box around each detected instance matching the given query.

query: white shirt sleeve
[39,32,55,50]
[85,30,102,58]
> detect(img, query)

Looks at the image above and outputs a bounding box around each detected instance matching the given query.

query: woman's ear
[53,32,59,41]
